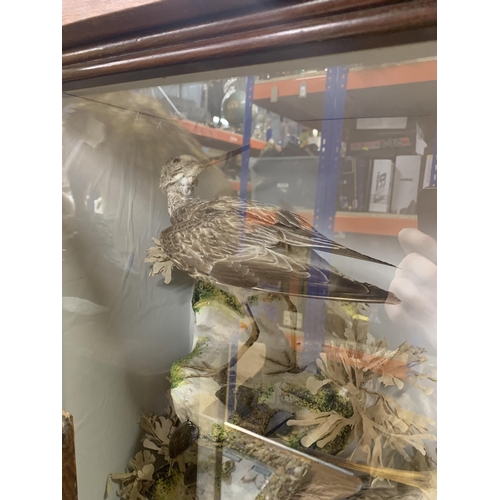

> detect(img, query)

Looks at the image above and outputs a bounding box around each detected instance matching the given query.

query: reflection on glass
[63,46,437,500]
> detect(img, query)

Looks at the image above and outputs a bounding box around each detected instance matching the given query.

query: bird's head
[160,154,203,197]
[160,145,250,197]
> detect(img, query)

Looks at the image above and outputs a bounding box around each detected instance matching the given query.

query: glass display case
[62,3,437,499]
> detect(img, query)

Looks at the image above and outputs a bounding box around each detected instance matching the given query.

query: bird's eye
[173,158,181,164]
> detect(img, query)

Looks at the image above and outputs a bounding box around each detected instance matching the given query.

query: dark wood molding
[63,0,400,66]
[63,0,284,50]
[62,411,78,500]
[62,0,436,91]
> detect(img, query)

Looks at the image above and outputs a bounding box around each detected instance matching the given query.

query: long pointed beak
[199,144,251,170]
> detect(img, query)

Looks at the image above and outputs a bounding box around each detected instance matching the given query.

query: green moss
[280,380,353,456]
[169,337,210,389]
[280,381,353,417]
[211,423,228,443]
[247,295,259,306]
[285,430,310,450]
[261,292,282,303]
[229,413,243,427]
[192,281,244,315]
[313,385,353,417]
[150,466,181,500]
[318,425,353,456]
[210,423,239,445]
[169,362,184,390]
[214,474,222,492]
[253,384,275,404]
[189,336,210,360]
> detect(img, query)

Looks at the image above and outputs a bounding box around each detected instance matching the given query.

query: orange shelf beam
[348,60,437,90]
[254,74,328,99]
[179,119,266,150]
[299,211,417,236]
[230,180,251,192]
[229,181,417,236]
[253,60,437,100]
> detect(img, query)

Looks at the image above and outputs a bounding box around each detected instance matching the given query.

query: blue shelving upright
[238,76,255,200]
[227,75,255,417]
[233,68,349,370]
[303,66,349,366]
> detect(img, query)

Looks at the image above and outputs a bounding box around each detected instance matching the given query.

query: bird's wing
[209,246,398,304]
[210,197,396,268]
[160,208,398,304]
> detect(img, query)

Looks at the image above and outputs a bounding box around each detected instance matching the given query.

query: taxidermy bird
[63,90,236,305]
[151,145,399,378]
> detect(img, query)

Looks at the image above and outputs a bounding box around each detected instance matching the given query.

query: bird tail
[316,245,397,269]
[304,250,400,304]
[310,240,398,270]
[315,284,399,305]
[258,281,399,305]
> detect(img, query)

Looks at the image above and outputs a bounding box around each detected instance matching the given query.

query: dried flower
[145,238,174,284]
[288,303,436,476]
[140,414,175,458]
[106,451,156,500]
[107,407,179,499]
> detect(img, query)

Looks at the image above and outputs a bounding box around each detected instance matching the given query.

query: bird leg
[264,294,303,374]
[185,302,261,385]
[177,454,186,473]
[183,359,228,385]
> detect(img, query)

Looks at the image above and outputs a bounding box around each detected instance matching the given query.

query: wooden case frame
[62,0,436,92]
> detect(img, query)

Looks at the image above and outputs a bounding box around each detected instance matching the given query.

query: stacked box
[338,157,371,212]
[368,159,394,213]
[421,154,435,188]
[391,155,423,215]
[346,117,427,158]
[251,156,319,210]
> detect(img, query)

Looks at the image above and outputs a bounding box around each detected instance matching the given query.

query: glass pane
[63,41,437,500]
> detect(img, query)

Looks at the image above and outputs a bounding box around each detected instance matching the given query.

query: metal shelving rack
[237,61,437,363]
[303,66,349,362]
[179,118,266,153]
[238,59,437,237]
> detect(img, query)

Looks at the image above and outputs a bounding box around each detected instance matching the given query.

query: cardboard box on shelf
[355,117,408,130]
[346,117,427,158]
[421,154,435,188]
[338,156,371,212]
[390,155,423,215]
[251,156,319,210]
[368,159,394,213]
